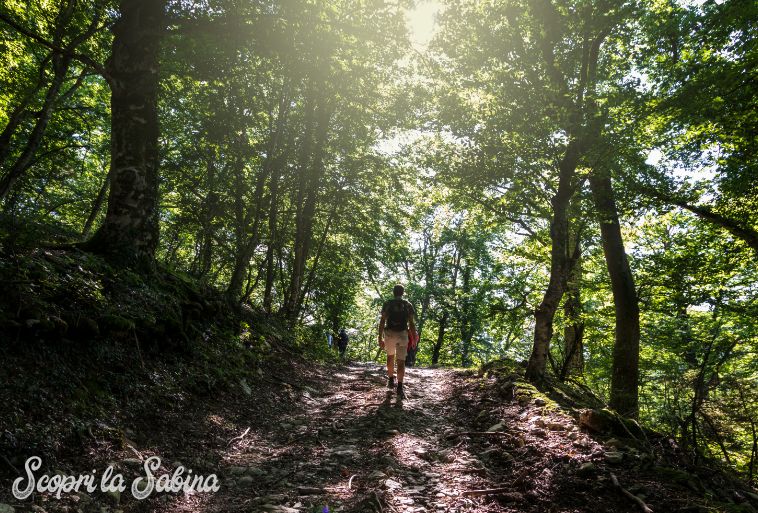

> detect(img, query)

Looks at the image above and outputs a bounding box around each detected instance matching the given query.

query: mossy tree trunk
[87,0,166,268]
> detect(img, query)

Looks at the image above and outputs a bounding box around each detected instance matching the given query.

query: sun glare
[406,0,443,47]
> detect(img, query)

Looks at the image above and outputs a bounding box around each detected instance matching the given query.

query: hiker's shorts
[384,329,408,361]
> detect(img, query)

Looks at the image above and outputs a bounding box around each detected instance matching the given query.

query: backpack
[385,298,410,331]
[408,329,418,350]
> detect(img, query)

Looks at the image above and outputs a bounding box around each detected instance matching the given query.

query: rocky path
[160,363,639,513]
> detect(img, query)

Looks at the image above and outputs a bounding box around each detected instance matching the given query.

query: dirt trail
[158,363,638,513]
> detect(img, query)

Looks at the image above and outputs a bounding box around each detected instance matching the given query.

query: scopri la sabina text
[13,456,220,500]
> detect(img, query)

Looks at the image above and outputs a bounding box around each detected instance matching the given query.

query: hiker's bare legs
[387,354,395,378]
[397,358,405,384]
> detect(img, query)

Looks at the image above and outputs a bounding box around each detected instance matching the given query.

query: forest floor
[2,359,756,513]
[171,362,635,513]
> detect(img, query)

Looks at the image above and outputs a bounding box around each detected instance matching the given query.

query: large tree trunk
[560,239,584,379]
[525,141,580,382]
[525,2,611,383]
[590,169,640,417]
[86,0,165,268]
[283,98,317,317]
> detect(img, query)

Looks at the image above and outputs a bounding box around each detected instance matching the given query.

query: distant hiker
[337,328,349,359]
[326,332,333,349]
[378,284,417,399]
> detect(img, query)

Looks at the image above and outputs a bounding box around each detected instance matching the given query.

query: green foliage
[1,0,756,483]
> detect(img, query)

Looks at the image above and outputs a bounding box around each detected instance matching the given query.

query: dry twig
[227,427,250,447]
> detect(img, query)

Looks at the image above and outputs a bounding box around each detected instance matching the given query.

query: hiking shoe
[397,382,405,399]
[387,375,395,389]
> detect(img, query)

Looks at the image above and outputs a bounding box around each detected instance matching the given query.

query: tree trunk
[407,232,435,367]
[295,200,338,317]
[431,311,448,365]
[560,241,584,379]
[0,56,51,166]
[263,165,280,314]
[590,169,640,418]
[525,140,581,382]
[227,92,289,300]
[85,0,165,268]
[195,157,218,278]
[81,172,110,237]
[459,257,473,367]
[285,99,332,320]
[0,55,74,200]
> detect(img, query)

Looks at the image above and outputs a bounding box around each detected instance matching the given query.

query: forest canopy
[0,0,756,483]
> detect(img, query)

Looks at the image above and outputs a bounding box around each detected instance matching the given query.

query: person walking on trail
[378,284,417,399]
[337,328,349,359]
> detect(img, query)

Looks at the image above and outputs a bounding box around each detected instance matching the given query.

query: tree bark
[0,1,102,200]
[525,140,581,382]
[525,3,611,383]
[589,169,640,418]
[560,246,584,379]
[284,98,332,320]
[85,0,165,268]
[0,55,73,199]
[81,172,110,237]
[431,311,448,365]
[0,54,51,166]
[195,157,218,277]
[262,164,281,314]
[227,91,289,300]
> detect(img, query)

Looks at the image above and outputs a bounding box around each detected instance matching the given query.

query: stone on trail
[605,451,624,464]
[546,421,567,431]
[577,462,596,476]
[534,398,547,407]
[385,478,402,489]
[369,470,387,479]
[606,438,625,449]
[486,421,505,432]
[239,378,252,396]
[238,475,255,486]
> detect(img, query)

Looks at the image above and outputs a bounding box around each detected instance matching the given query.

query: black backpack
[385,299,410,331]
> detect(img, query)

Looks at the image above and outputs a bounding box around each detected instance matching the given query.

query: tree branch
[0,11,108,80]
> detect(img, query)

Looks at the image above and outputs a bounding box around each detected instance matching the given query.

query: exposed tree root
[611,473,654,513]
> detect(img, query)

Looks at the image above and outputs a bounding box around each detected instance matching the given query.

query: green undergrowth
[0,247,302,474]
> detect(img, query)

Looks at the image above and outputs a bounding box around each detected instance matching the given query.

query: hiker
[378,284,417,398]
[337,328,349,359]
